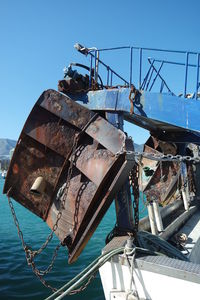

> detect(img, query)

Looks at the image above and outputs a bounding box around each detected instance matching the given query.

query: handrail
[88,50,129,87]
[97,45,200,55]
[75,44,200,99]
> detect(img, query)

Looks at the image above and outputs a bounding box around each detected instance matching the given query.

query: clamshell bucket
[4,89,135,263]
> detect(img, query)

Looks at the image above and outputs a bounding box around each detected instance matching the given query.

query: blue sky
[0,0,200,144]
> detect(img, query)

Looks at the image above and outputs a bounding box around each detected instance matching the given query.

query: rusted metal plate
[46,170,98,243]
[73,143,116,186]
[38,90,125,153]
[4,134,64,219]
[4,89,135,263]
[144,160,179,204]
[68,156,135,263]
[85,116,126,154]
[23,105,78,158]
[140,136,179,205]
[39,89,95,130]
[139,144,159,192]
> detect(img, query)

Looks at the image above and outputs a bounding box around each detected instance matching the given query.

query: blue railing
[81,45,200,99]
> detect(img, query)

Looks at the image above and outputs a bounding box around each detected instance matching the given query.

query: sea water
[0,177,146,300]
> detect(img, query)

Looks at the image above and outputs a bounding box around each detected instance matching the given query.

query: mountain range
[0,139,16,159]
[134,143,143,152]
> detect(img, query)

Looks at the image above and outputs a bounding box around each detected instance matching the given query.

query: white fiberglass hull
[99,206,200,300]
[100,254,200,300]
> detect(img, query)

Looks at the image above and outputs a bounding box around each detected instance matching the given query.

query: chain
[6,134,79,293]
[73,180,89,234]
[7,195,60,291]
[68,272,97,295]
[137,161,148,214]
[125,148,199,233]
[6,115,100,294]
[129,164,140,233]
[57,135,79,209]
[34,134,79,256]
[116,150,200,163]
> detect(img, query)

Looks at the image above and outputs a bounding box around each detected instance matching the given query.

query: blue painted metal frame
[184,52,189,97]
[149,61,164,92]
[196,53,200,99]
[70,87,200,143]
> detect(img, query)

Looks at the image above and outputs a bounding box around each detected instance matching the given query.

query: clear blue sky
[0,0,200,144]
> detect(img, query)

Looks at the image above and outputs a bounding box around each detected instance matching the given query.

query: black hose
[70,62,104,89]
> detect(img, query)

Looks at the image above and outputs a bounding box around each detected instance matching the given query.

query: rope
[124,249,139,300]
[136,231,189,261]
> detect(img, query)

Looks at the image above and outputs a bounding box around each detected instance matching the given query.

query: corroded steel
[58,77,91,94]
[4,89,135,263]
[140,136,180,205]
[39,89,95,130]
[144,160,180,204]
[4,134,64,219]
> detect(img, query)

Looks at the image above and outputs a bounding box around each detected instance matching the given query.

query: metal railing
[77,45,200,99]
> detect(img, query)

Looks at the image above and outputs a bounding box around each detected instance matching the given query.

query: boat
[2,170,7,179]
[3,43,200,299]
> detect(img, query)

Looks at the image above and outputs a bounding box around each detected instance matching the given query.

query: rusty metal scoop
[4,89,134,263]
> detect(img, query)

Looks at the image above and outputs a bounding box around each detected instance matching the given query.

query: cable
[70,62,104,88]
[44,247,125,300]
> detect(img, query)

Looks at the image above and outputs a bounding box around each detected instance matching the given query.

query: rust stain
[46,212,53,229]
[53,101,62,111]
[12,163,19,174]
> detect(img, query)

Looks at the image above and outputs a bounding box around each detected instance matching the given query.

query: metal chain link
[6,115,100,294]
[68,272,97,295]
[116,150,200,163]
[73,180,89,234]
[6,134,79,293]
[129,164,139,233]
[56,134,79,211]
[7,195,60,292]
[125,148,199,234]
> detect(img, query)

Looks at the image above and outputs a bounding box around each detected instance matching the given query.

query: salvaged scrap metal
[139,136,195,205]
[4,89,135,263]
[58,64,100,95]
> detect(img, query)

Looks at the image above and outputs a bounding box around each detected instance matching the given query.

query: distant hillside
[134,143,143,152]
[0,138,16,159]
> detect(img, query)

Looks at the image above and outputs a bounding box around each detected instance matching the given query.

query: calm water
[0,177,146,300]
